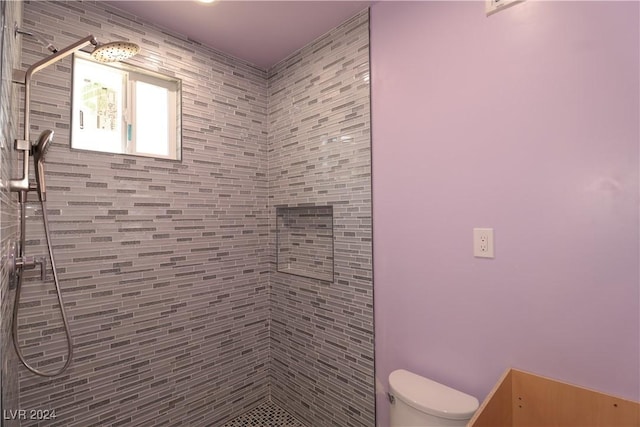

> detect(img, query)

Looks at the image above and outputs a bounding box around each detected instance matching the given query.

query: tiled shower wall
[9,1,372,426]
[276,206,334,282]
[268,10,374,427]
[16,1,269,426]
[1,0,22,420]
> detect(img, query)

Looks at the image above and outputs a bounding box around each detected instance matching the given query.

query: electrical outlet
[474,228,494,258]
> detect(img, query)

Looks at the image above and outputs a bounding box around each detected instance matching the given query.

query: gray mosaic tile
[267,9,374,427]
[276,206,334,282]
[14,1,268,426]
[1,1,24,426]
[5,2,372,427]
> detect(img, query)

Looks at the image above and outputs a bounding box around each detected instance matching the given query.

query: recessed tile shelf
[276,206,334,282]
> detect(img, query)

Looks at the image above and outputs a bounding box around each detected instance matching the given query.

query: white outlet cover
[474,228,495,258]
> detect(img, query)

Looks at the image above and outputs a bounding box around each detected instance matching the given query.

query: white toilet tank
[389,369,479,427]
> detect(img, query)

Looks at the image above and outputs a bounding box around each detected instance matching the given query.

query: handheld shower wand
[12,130,74,377]
[32,129,53,202]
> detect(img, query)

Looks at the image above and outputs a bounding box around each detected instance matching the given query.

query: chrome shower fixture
[8,29,141,377]
[11,32,97,193]
[10,28,141,193]
[33,129,54,202]
[14,27,58,53]
[92,41,140,63]
[14,25,141,65]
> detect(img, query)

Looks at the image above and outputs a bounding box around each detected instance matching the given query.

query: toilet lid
[389,369,479,420]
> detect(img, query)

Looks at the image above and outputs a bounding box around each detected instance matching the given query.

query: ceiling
[104,1,371,70]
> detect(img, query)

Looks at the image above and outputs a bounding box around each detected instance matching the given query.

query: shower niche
[276,206,334,282]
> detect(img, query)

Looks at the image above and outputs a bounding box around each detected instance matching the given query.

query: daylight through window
[71,53,181,160]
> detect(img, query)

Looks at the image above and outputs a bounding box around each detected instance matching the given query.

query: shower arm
[10,34,97,193]
[14,27,58,54]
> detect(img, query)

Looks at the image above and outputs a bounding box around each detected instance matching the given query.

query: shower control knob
[37,256,47,281]
[15,255,47,281]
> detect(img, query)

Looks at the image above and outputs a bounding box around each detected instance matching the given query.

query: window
[71,53,181,160]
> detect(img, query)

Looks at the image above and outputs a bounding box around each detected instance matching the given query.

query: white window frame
[71,52,181,161]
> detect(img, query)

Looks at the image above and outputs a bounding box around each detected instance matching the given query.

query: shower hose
[12,195,74,377]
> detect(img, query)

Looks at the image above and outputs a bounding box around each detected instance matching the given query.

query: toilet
[389,369,479,426]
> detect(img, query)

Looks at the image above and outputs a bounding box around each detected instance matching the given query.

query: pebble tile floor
[222,401,307,427]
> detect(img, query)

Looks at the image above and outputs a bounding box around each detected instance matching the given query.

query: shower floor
[222,401,307,427]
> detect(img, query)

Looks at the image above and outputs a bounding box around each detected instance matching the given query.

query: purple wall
[371,1,639,425]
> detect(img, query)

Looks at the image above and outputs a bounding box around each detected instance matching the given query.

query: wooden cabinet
[468,369,639,427]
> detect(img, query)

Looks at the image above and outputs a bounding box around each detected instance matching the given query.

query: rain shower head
[15,27,140,64]
[91,41,140,63]
[33,130,54,202]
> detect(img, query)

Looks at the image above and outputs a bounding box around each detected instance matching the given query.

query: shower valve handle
[15,255,47,281]
[37,256,47,281]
